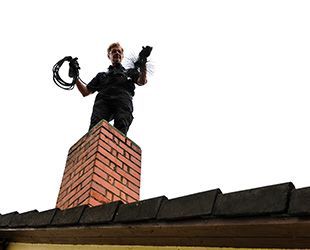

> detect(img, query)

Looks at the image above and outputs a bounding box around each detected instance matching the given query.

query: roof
[1,182,310,248]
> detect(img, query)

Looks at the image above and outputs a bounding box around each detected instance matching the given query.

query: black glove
[68,57,80,78]
[139,46,152,58]
[134,46,153,68]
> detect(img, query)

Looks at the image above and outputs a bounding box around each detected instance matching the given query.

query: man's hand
[69,57,80,78]
[134,46,153,68]
[139,46,152,59]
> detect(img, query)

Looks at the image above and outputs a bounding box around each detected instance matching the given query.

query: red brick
[75,131,98,151]
[61,165,94,192]
[110,126,126,142]
[89,197,106,207]
[57,188,67,201]
[98,139,112,153]
[127,195,138,203]
[88,132,101,146]
[131,142,142,154]
[121,177,128,186]
[112,149,117,157]
[90,189,110,204]
[74,200,79,207]
[130,155,141,167]
[78,188,93,204]
[119,142,141,160]
[91,181,107,195]
[93,166,108,181]
[76,184,82,192]
[79,197,90,206]
[128,182,140,195]
[89,120,104,135]
[100,133,124,155]
[108,176,114,185]
[129,168,141,181]
[59,173,93,206]
[118,154,141,174]
[110,162,116,171]
[113,137,120,145]
[77,142,98,162]
[84,160,96,173]
[100,125,113,140]
[62,181,92,209]
[78,169,84,178]
[63,159,76,174]
[106,190,113,201]
[70,135,99,159]
[125,138,132,147]
[120,191,127,201]
[93,174,121,197]
[122,164,128,172]
[68,136,86,155]
[80,171,94,188]
[98,146,123,167]
[113,195,121,202]
[114,180,139,200]
[59,174,71,191]
[95,159,122,182]
[62,201,69,209]
[125,152,130,159]
[116,167,140,187]
[63,154,96,182]
[96,152,110,166]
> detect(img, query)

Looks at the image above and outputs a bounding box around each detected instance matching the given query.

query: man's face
[108,46,124,64]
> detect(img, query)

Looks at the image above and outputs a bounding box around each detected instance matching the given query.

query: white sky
[0,0,310,214]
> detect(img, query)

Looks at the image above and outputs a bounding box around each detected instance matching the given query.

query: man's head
[107,42,124,65]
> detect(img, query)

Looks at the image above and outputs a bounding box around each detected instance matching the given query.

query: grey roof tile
[51,206,87,226]
[157,189,221,220]
[214,182,294,217]
[27,208,58,227]
[79,201,121,225]
[9,210,39,228]
[114,196,167,223]
[288,187,310,216]
[0,212,18,227]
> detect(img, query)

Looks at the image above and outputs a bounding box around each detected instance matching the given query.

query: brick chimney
[56,120,141,210]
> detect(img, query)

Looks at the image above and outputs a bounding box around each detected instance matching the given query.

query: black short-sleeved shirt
[87,63,139,97]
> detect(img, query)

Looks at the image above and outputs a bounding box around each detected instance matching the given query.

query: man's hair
[107,42,124,54]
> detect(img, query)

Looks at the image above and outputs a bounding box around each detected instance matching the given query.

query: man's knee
[114,112,133,135]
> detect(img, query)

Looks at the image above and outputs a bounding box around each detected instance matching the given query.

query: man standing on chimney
[74,43,150,136]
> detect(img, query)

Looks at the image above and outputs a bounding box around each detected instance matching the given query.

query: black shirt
[87,64,139,97]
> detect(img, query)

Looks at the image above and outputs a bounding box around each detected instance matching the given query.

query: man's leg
[113,109,133,135]
[113,97,134,135]
[89,99,113,131]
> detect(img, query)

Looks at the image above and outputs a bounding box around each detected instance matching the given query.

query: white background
[0,0,310,213]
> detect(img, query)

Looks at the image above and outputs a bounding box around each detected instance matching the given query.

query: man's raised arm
[76,78,93,97]
[136,67,147,86]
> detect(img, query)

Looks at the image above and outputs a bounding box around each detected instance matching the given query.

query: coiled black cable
[52,56,80,90]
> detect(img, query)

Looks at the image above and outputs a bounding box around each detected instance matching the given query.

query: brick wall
[56,120,142,210]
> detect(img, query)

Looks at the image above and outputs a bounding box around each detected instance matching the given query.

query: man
[75,43,148,135]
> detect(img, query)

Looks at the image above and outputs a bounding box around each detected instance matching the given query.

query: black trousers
[89,94,134,135]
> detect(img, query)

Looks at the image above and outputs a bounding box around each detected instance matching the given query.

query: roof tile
[28,208,58,227]
[157,189,221,220]
[79,201,121,225]
[114,196,167,223]
[51,206,87,226]
[288,187,310,216]
[0,212,18,228]
[214,182,294,217]
[9,210,39,228]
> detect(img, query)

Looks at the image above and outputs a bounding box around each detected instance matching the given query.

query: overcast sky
[0,0,310,213]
